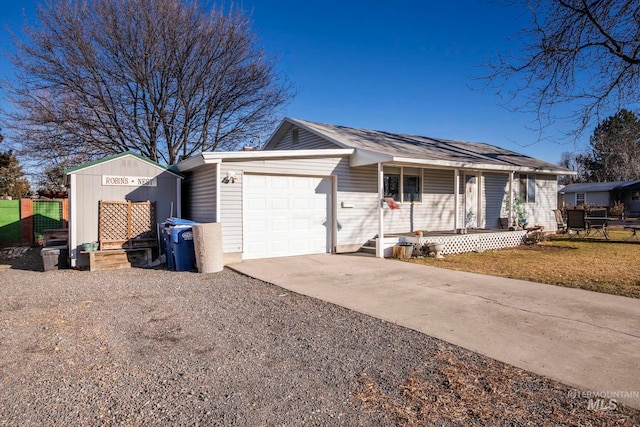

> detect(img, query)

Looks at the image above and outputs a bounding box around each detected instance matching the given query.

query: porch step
[359,239,377,255]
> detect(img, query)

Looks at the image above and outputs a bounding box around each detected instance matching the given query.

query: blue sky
[0,0,584,164]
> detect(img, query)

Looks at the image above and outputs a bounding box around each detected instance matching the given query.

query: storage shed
[64,152,182,268]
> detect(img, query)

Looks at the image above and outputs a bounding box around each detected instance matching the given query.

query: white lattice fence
[401,231,527,255]
[416,231,527,254]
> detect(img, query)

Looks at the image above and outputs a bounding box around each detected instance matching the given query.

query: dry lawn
[353,343,639,426]
[408,229,640,299]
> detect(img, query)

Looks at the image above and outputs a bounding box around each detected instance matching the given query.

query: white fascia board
[389,156,577,175]
[350,149,393,167]
[207,149,354,161]
[176,149,353,171]
[174,154,219,172]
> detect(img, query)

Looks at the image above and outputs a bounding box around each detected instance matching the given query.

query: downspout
[377,162,384,258]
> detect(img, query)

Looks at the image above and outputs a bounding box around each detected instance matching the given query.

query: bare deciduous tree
[557,151,579,185]
[3,0,293,165]
[485,0,640,138]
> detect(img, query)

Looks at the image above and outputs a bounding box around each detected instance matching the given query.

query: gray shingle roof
[559,179,640,193]
[286,118,572,173]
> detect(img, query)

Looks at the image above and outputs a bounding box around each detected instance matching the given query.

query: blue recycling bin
[163,218,199,271]
[161,222,174,270]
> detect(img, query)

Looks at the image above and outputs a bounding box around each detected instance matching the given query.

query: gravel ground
[1,247,639,426]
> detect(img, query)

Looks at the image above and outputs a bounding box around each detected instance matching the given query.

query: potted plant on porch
[501,195,528,230]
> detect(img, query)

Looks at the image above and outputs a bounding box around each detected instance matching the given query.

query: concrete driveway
[229,253,640,409]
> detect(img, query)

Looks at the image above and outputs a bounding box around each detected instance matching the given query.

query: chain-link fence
[33,200,64,242]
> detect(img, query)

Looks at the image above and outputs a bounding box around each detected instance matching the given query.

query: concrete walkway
[229,253,640,409]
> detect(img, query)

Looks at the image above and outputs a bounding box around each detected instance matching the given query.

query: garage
[243,174,333,259]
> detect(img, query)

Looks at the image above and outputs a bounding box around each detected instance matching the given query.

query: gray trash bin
[41,246,69,271]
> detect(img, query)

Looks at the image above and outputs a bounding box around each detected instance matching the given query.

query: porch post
[377,162,384,258]
[454,169,460,231]
[477,171,483,228]
[508,172,514,225]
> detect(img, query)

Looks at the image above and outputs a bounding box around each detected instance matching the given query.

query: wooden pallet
[82,247,153,271]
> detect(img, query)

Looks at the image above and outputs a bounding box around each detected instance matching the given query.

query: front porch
[376,229,528,257]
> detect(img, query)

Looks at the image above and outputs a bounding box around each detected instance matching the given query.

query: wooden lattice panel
[99,201,157,249]
[130,202,156,239]
[99,201,129,241]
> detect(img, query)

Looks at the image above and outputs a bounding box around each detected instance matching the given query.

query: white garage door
[243,174,332,259]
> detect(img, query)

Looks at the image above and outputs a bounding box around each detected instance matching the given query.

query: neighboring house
[176,118,573,262]
[559,180,640,215]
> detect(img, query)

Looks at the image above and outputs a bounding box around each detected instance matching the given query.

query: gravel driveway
[1,248,638,426]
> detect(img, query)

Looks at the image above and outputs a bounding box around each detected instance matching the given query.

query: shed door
[243,174,332,259]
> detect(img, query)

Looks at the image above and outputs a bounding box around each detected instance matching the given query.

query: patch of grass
[408,230,640,298]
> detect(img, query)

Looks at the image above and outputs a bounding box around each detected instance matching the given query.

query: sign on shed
[102,175,157,187]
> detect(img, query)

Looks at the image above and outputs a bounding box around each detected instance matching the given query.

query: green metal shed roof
[64,152,182,178]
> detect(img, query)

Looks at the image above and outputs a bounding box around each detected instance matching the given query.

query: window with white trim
[383,167,422,202]
[632,191,639,201]
[576,193,586,206]
[519,174,536,203]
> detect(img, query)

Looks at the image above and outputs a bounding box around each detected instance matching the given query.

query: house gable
[263,120,341,151]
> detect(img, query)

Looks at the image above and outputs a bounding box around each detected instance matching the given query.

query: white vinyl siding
[269,127,339,150]
[219,164,244,254]
[523,174,557,230]
[384,168,456,234]
[483,172,510,230]
[422,169,456,231]
[335,163,379,251]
